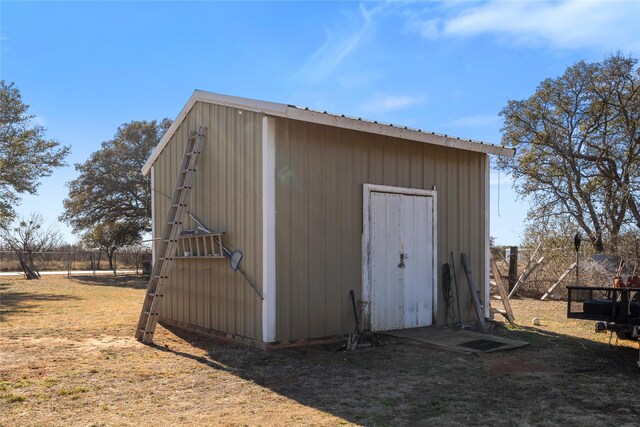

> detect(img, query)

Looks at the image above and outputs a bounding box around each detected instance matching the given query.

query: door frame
[361,184,438,331]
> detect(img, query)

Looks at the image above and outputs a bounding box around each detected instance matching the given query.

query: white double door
[370,191,434,331]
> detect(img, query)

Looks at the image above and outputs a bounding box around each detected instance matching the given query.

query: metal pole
[508,246,518,292]
[574,233,581,286]
[575,250,579,286]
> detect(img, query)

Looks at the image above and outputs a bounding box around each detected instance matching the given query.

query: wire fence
[0,250,151,274]
[492,245,639,300]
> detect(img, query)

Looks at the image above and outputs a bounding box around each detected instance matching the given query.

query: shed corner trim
[262,116,277,343]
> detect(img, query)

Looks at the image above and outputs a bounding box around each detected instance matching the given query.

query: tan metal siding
[275,119,488,341]
[153,101,263,341]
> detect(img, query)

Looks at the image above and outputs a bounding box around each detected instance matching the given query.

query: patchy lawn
[1,276,638,426]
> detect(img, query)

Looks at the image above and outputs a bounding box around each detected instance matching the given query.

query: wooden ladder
[135,127,207,344]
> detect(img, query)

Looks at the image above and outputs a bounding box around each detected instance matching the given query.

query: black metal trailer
[567,285,640,368]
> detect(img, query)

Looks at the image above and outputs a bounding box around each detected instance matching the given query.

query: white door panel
[370,191,434,331]
[371,193,404,331]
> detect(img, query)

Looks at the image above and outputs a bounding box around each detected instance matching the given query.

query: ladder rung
[138,328,154,335]
[176,186,191,190]
[147,292,163,297]
[142,311,158,316]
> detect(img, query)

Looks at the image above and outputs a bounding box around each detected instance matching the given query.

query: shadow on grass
[151,339,233,373]
[0,282,82,322]
[494,323,638,373]
[157,322,639,425]
[68,275,148,290]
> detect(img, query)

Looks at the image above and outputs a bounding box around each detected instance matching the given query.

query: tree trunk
[591,234,605,252]
[107,250,114,272]
[26,250,40,278]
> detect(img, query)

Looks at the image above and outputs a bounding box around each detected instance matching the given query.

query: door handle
[398,252,408,268]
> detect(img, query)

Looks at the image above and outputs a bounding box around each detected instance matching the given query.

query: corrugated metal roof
[287,104,498,149]
[142,90,515,175]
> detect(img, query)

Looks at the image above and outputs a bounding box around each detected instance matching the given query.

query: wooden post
[541,262,577,300]
[490,259,515,323]
[460,253,489,333]
[508,246,518,292]
[507,256,545,299]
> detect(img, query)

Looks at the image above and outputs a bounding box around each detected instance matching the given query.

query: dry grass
[1,276,638,426]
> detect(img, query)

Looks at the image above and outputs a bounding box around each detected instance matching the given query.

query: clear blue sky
[2,1,638,245]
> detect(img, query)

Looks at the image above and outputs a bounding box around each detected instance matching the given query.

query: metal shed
[141,90,514,348]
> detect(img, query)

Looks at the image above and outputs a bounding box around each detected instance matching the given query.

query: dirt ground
[1,276,638,426]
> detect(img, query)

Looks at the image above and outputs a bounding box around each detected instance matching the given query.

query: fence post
[508,246,518,292]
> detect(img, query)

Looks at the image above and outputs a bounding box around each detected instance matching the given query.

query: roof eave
[284,107,515,158]
[142,91,515,175]
[141,90,289,175]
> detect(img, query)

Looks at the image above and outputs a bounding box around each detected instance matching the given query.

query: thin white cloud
[296,4,379,82]
[408,1,640,51]
[445,114,500,128]
[337,71,383,90]
[416,18,440,39]
[359,93,423,114]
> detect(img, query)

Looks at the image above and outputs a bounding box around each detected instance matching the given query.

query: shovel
[222,246,243,272]
[347,290,360,351]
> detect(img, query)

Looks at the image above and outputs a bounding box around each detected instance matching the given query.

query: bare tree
[0,213,62,278]
[121,242,151,274]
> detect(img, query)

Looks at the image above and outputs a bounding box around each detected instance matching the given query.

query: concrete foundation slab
[380,326,529,354]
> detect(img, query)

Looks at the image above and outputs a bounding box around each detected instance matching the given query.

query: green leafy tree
[61,119,171,235]
[0,81,70,224]
[498,53,640,252]
[81,221,141,271]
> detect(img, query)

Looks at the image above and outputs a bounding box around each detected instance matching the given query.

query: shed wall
[154,101,263,341]
[275,118,487,342]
